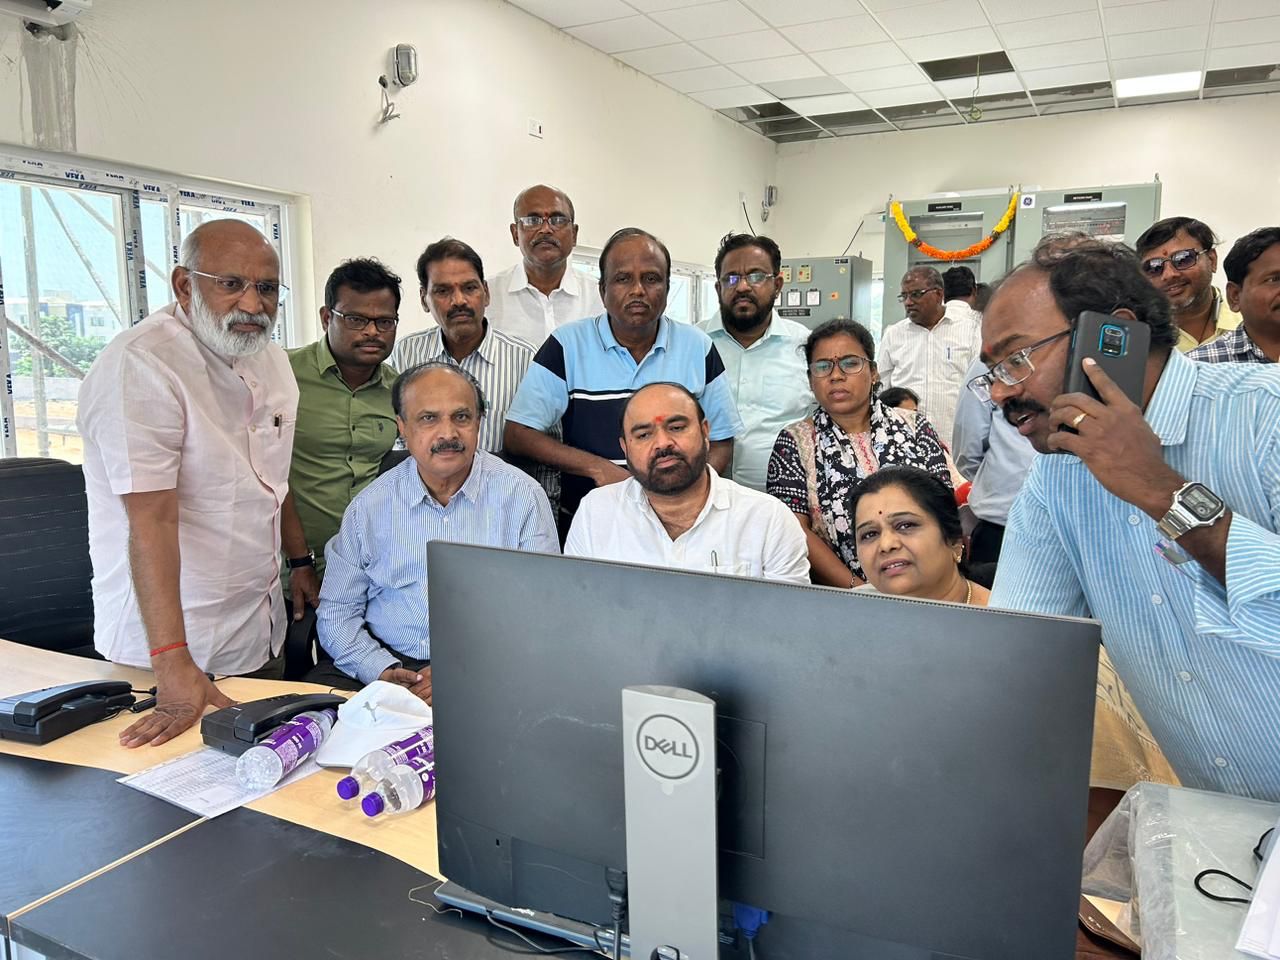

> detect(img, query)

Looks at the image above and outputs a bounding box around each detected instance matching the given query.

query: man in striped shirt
[1187,227,1280,365]
[390,238,558,506]
[312,363,557,698]
[982,236,1280,802]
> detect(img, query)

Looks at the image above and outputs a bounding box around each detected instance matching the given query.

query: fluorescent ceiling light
[1115,71,1202,98]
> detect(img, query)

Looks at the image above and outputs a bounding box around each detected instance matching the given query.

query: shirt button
[1151,594,1163,605]
[1214,756,1229,768]
[250,424,257,432]
[1128,515,1141,526]
[1178,671,1193,683]
[250,380,258,388]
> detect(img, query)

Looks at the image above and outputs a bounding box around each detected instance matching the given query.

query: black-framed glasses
[516,214,572,229]
[809,354,870,378]
[719,270,775,287]
[1141,248,1206,276]
[330,308,398,333]
[897,286,939,303]
[967,329,1072,403]
[185,269,288,303]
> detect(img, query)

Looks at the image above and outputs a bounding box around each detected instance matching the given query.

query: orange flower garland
[890,193,1019,262]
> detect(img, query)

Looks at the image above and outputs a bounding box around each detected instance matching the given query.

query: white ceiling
[507,0,1280,139]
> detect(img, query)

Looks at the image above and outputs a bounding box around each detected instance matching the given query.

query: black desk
[9,807,572,960]
[0,755,198,938]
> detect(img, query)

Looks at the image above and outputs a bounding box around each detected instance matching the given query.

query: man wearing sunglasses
[1135,217,1241,352]
[280,258,402,621]
[879,265,982,448]
[982,235,1280,803]
[487,184,603,350]
[77,219,298,747]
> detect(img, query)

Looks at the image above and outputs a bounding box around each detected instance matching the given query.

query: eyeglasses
[1141,248,1207,276]
[967,329,1072,403]
[719,270,775,287]
[897,287,940,303]
[185,269,288,303]
[516,214,572,229]
[809,354,870,378]
[330,308,399,333]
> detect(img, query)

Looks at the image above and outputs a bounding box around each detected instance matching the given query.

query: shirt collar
[597,314,670,356]
[396,448,487,507]
[508,261,587,299]
[311,335,396,388]
[625,465,730,518]
[703,309,786,342]
[1144,348,1197,447]
[427,321,495,365]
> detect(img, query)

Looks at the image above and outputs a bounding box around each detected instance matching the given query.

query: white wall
[0,0,776,337]
[770,94,1280,291]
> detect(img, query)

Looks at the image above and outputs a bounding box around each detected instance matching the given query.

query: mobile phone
[1063,311,1149,409]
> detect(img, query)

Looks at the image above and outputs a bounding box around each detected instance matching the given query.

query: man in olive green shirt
[282,258,402,617]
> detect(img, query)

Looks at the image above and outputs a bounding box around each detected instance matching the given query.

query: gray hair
[902,265,944,289]
[391,361,488,418]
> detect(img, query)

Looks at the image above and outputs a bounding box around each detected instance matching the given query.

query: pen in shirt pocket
[711,550,718,569]
[273,414,282,437]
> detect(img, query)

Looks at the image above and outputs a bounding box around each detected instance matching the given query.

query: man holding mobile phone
[977,235,1280,803]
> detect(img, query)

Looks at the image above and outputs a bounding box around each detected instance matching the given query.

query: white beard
[188,283,277,359]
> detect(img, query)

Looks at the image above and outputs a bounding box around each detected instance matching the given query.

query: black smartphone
[1063,310,1149,408]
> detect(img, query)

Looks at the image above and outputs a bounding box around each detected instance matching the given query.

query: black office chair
[377,448,411,476]
[0,458,98,658]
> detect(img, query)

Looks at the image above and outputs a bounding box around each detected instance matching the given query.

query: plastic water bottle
[361,755,436,818]
[335,725,435,801]
[236,709,337,790]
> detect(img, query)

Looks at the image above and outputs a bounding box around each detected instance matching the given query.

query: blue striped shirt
[504,314,744,515]
[316,450,558,684]
[991,350,1280,801]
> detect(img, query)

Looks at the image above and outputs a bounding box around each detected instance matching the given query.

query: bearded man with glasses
[77,219,298,746]
[983,234,1280,803]
[1135,216,1241,352]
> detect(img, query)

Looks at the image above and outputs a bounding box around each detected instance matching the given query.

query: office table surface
[0,640,441,879]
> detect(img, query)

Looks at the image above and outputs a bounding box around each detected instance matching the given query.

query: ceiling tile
[985,0,1095,24]
[780,15,888,52]
[696,29,799,61]
[935,72,1027,99]
[1103,0,1211,34]
[1213,16,1280,47]
[861,0,944,10]
[861,83,943,107]
[836,62,928,91]
[1008,38,1109,71]
[731,54,825,82]
[1030,79,1114,103]
[999,12,1104,48]
[654,64,748,92]
[811,41,910,73]
[1215,0,1280,22]
[1018,61,1112,88]
[1206,41,1280,69]
[1111,51,1206,78]
[506,0,636,28]
[900,26,1001,62]
[690,84,775,108]
[628,0,726,10]
[760,76,851,97]
[615,43,716,73]
[649,1,768,40]
[567,16,680,53]
[782,92,869,114]
[879,0,988,38]
[1109,25,1209,59]
[741,0,866,25]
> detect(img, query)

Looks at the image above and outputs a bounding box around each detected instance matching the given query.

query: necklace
[964,580,973,605]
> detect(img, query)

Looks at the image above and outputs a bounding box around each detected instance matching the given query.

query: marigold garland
[890,192,1019,262]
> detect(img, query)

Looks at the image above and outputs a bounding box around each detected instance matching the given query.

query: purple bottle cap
[362,792,385,818]
[336,776,360,800]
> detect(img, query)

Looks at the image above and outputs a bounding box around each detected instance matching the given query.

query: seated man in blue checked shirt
[981,235,1280,802]
[311,362,558,701]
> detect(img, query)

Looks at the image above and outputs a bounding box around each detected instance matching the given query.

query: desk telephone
[0,680,137,744]
[201,693,345,757]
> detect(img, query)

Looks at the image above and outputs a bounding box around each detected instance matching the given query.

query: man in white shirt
[700,233,812,491]
[566,382,809,583]
[942,265,983,326]
[77,219,298,748]
[879,265,981,445]
[487,184,603,349]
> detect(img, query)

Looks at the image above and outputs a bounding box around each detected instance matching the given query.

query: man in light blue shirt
[981,236,1280,802]
[952,355,1037,567]
[504,228,743,528]
[313,362,557,699]
[700,233,812,491]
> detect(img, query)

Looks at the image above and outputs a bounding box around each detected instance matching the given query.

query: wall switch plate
[527,118,543,139]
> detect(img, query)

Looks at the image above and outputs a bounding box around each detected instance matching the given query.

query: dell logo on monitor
[636,714,699,780]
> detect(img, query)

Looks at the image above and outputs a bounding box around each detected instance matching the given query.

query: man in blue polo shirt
[504,227,743,530]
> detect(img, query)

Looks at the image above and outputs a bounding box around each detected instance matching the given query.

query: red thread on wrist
[149,641,188,657]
